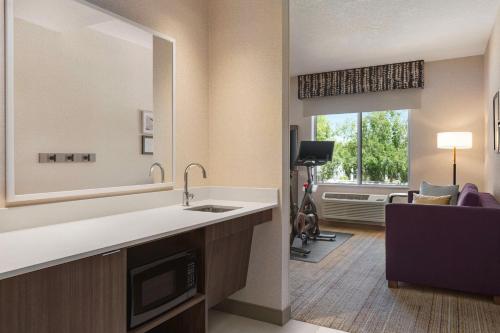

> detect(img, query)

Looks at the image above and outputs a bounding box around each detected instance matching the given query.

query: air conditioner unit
[321,192,388,224]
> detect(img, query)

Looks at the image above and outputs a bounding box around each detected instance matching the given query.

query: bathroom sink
[184,205,241,213]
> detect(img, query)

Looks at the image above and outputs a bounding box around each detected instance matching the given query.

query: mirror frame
[5,0,176,206]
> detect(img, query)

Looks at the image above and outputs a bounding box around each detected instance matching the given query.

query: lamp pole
[453,146,456,185]
[437,132,472,186]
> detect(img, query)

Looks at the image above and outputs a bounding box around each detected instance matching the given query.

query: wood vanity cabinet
[0,249,126,333]
[0,209,272,333]
[205,209,272,308]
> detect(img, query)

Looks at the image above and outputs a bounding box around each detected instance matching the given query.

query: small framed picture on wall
[141,110,154,135]
[494,92,499,152]
[142,135,154,155]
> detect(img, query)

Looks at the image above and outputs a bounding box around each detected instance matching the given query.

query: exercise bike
[290,141,336,256]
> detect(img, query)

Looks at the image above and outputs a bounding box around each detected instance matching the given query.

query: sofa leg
[494,296,500,305]
[388,280,398,289]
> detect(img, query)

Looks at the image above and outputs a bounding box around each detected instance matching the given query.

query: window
[315,110,409,186]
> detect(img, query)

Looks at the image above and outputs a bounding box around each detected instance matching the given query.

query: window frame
[313,110,411,188]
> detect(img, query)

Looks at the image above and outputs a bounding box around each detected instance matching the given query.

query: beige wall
[0,2,5,207]
[13,18,168,194]
[291,56,485,201]
[414,56,484,189]
[0,0,289,312]
[208,0,288,310]
[152,36,174,186]
[484,10,500,199]
[0,0,209,206]
[0,0,289,311]
[84,0,210,190]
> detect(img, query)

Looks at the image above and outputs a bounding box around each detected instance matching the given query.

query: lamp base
[453,163,456,185]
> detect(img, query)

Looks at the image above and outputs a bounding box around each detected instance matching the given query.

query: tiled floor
[208,310,347,333]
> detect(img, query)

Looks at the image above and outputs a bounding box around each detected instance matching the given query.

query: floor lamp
[437,132,472,185]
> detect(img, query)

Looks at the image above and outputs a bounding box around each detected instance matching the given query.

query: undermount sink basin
[185,205,241,213]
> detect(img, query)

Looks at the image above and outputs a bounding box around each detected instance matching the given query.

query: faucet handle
[188,193,195,199]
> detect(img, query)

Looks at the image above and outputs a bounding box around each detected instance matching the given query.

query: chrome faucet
[183,163,207,206]
[149,162,165,183]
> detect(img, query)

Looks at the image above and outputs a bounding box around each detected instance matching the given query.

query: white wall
[484,10,500,199]
[291,56,485,205]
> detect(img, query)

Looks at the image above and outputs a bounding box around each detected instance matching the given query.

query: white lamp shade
[437,132,472,149]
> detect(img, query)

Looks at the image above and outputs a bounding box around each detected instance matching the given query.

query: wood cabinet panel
[148,299,206,333]
[205,209,272,242]
[0,250,126,333]
[205,209,272,308]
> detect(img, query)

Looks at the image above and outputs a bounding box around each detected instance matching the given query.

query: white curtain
[302,88,422,116]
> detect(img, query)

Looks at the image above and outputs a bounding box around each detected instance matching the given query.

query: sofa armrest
[407,190,419,203]
[386,204,500,295]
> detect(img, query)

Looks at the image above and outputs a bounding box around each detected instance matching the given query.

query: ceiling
[291,0,500,75]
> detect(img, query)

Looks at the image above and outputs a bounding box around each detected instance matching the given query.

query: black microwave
[128,250,198,329]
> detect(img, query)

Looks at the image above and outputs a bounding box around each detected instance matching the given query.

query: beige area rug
[289,224,500,333]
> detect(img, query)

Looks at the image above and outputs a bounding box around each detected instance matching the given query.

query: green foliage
[362,111,408,183]
[315,111,408,184]
[316,115,333,141]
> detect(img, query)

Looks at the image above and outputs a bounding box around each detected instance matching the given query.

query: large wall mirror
[6,0,175,205]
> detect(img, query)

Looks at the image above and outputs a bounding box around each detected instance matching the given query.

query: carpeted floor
[289,223,500,333]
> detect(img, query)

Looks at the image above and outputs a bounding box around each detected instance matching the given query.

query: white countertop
[0,194,277,280]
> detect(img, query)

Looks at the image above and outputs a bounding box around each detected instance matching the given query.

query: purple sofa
[385,183,500,304]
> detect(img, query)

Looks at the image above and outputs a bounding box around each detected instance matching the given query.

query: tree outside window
[315,110,409,186]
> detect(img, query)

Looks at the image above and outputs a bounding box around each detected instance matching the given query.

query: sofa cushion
[420,181,459,205]
[413,194,452,205]
[479,193,500,209]
[457,183,480,207]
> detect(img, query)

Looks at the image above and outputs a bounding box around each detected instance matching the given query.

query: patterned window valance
[298,60,424,100]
